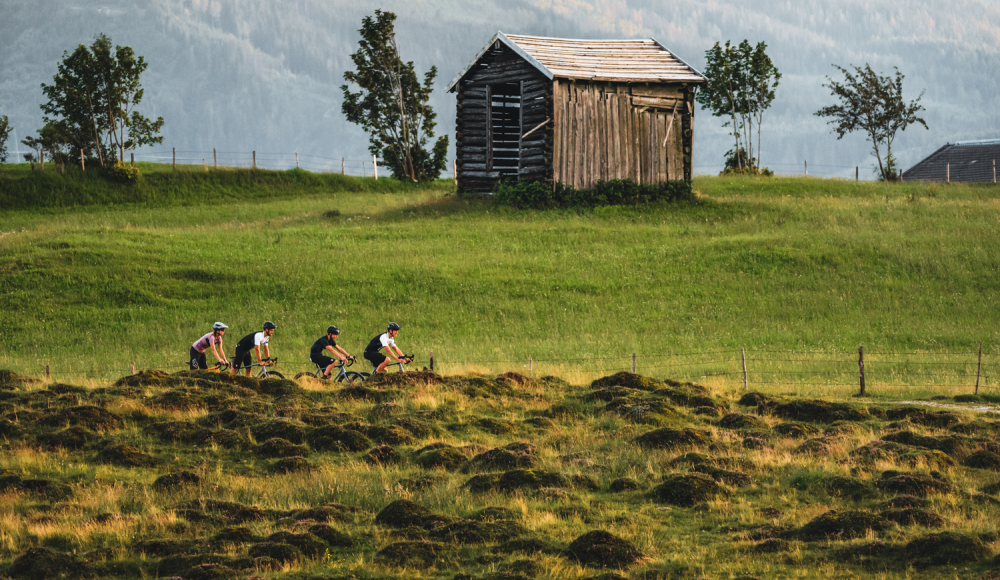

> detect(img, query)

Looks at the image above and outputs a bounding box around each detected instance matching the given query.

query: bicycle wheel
[358,372,371,379]
[294,372,318,380]
[344,371,367,384]
[264,371,286,379]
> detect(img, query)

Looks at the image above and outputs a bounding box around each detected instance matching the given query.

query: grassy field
[1,167,999,397]
[4,170,1000,579]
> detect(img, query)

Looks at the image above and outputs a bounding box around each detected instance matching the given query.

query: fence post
[856,166,858,181]
[131,152,134,167]
[994,160,996,184]
[529,356,532,377]
[253,151,256,169]
[373,155,378,180]
[742,347,748,391]
[40,148,44,171]
[976,342,983,395]
[858,345,866,397]
[81,149,85,171]
[804,160,807,176]
[296,153,299,169]
[45,365,50,380]
[947,163,950,183]
[453,159,458,184]
[342,157,345,175]
[131,362,137,376]
[173,147,176,169]
[214,148,217,168]
[632,353,636,374]
[429,351,434,372]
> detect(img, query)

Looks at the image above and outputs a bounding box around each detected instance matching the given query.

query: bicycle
[183,361,231,373]
[295,358,369,384]
[246,357,285,379]
[374,354,416,374]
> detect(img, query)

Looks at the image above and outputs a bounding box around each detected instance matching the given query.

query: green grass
[1,168,1000,397]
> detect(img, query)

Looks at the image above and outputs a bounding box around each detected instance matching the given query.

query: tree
[37,33,163,167]
[341,10,448,182]
[815,64,927,181]
[696,40,781,172]
[0,115,11,164]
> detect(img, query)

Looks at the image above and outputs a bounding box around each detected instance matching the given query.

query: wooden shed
[448,32,707,194]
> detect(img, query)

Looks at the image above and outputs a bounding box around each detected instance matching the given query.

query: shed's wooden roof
[448,32,706,91]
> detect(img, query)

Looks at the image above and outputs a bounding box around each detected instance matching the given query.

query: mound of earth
[850,441,957,469]
[462,442,538,473]
[609,477,642,492]
[35,426,103,450]
[375,500,439,528]
[880,431,967,456]
[590,372,663,391]
[651,473,719,506]
[36,406,123,431]
[308,523,354,547]
[251,418,310,444]
[964,450,1000,471]
[430,519,527,544]
[904,531,991,567]
[566,530,645,568]
[271,456,311,473]
[885,408,962,428]
[335,385,402,402]
[417,445,469,471]
[496,371,538,388]
[8,547,90,580]
[248,541,301,563]
[719,413,768,430]
[364,444,404,465]
[96,443,157,467]
[877,471,952,496]
[375,541,451,569]
[770,400,870,423]
[634,428,712,450]
[468,507,519,521]
[879,508,945,527]
[795,510,887,540]
[113,369,172,387]
[474,417,517,434]
[772,422,820,438]
[366,370,444,388]
[0,473,73,500]
[688,464,752,487]
[211,526,257,545]
[307,426,372,452]
[754,538,791,553]
[153,471,201,490]
[263,531,327,556]
[465,469,570,493]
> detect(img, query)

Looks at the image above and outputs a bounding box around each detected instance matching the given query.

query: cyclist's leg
[365,351,388,373]
[315,356,336,379]
[232,348,252,376]
[190,347,207,370]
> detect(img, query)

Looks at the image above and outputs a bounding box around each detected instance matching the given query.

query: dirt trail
[897,400,1000,415]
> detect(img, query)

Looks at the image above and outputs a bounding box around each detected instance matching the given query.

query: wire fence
[16,346,996,397]
[132,148,387,177]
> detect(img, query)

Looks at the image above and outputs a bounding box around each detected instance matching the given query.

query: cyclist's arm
[334,345,354,360]
[255,345,263,364]
[325,345,347,362]
[210,341,226,364]
[263,344,271,363]
[388,345,406,362]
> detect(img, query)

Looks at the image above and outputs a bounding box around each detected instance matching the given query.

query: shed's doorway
[489,83,522,174]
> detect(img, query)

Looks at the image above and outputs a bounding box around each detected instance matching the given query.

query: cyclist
[311,325,356,379]
[231,321,276,376]
[190,322,229,370]
[364,322,411,373]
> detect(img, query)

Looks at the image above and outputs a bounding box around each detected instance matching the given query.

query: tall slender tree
[0,115,11,164]
[341,10,448,182]
[815,64,926,181]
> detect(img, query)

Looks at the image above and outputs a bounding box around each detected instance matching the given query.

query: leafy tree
[697,40,781,171]
[815,64,927,181]
[341,10,448,182]
[0,115,11,164]
[37,33,163,167]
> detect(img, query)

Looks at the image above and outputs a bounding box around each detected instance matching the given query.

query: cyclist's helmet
[263,321,277,330]
[212,322,228,331]
[327,325,339,335]
[387,322,401,331]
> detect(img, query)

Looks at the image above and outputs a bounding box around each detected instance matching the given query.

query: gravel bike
[247,357,284,379]
[295,358,369,384]
[375,354,416,374]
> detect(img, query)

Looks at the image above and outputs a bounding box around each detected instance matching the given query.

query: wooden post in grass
[296,153,299,169]
[214,148,217,168]
[45,365,50,380]
[856,166,858,181]
[253,151,256,169]
[342,158,345,175]
[947,163,950,183]
[130,153,134,166]
[131,362,136,376]
[529,356,533,377]
[453,159,458,184]
[173,148,176,169]
[804,160,807,176]
[742,347,748,391]
[976,342,983,395]
[373,155,378,180]
[994,160,996,183]
[429,351,434,372]
[858,346,866,397]
[40,148,44,171]
[632,353,636,374]
[81,149,85,171]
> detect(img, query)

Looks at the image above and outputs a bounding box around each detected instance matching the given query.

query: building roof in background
[903,139,1000,182]
[448,32,707,91]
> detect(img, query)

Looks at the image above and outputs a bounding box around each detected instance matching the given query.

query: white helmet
[213,322,228,330]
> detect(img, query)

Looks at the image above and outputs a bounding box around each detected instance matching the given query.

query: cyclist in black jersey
[310,325,356,379]
[231,321,276,376]
[364,322,411,373]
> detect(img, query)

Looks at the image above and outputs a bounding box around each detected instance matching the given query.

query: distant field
[1,166,999,397]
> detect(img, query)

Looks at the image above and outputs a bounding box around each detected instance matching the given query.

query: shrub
[493,178,694,209]
[104,161,140,184]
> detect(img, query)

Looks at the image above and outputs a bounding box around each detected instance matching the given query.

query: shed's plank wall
[552,81,695,189]
[455,44,551,194]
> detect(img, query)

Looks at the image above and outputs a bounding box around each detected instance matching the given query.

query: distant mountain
[1,0,997,177]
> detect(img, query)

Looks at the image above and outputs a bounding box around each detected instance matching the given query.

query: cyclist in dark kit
[364,322,411,373]
[310,325,356,379]
[231,321,276,376]
[190,322,229,370]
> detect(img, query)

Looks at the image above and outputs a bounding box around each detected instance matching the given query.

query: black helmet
[387,322,401,331]
[327,325,339,335]
[263,321,277,330]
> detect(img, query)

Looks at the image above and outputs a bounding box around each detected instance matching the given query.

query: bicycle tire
[344,371,366,384]
[263,371,286,379]
[358,372,371,379]
[294,372,318,380]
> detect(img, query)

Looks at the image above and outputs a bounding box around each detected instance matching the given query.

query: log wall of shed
[552,81,695,189]
[455,43,552,194]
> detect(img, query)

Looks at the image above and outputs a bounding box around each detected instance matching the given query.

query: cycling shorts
[189,347,208,370]
[312,355,336,369]
[364,351,387,369]
[232,348,253,370]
